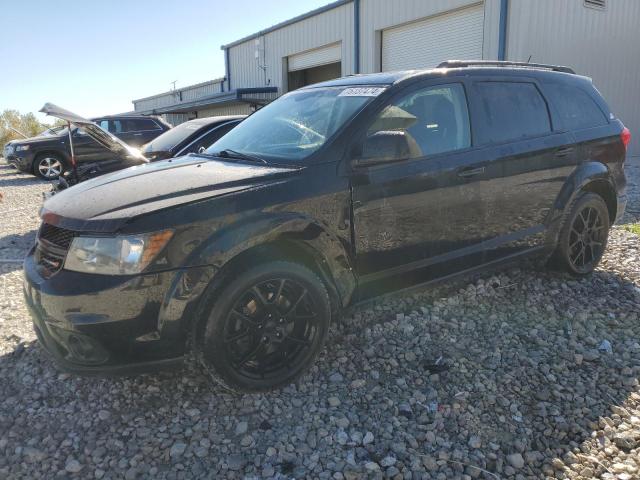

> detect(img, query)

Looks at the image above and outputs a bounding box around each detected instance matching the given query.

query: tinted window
[545,84,608,130]
[366,83,471,158]
[195,122,237,150]
[98,120,109,131]
[111,119,158,133]
[475,82,551,144]
[133,118,161,131]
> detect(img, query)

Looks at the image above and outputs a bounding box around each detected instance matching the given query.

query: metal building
[132,0,639,155]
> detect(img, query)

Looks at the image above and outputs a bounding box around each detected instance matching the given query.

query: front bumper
[7,152,35,172]
[23,251,214,375]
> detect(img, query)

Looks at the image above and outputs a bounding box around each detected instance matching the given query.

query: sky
[0,0,329,123]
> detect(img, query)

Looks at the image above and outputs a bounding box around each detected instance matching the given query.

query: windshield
[206,86,382,162]
[143,122,203,153]
[38,126,64,137]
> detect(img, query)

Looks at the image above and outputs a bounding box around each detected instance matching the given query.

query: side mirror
[354,130,413,167]
[198,146,206,154]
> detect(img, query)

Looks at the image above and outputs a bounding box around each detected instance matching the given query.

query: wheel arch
[186,215,356,348]
[554,161,617,223]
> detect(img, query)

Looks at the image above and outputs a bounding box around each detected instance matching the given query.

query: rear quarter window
[474,81,551,145]
[544,83,608,130]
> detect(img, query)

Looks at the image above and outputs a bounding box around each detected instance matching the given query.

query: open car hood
[39,103,147,162]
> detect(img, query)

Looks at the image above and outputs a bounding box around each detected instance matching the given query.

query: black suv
[24,61,629,392]
[6,114,170,179]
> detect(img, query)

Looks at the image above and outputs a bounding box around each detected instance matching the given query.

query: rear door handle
[457,166,485,178]
[555,147,575,157]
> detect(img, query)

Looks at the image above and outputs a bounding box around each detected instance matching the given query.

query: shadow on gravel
[0,264,638,478]
[0,230,37,273]
[0,168,48,188]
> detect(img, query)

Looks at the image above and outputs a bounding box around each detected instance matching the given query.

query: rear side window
[474,82,551,144]
[544,84,608,130]
[133,118,161,131]
[112,118,159,133]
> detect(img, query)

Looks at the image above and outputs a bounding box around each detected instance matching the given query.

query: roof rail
[437,60,576,74]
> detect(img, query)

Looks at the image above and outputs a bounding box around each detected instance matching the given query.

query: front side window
[364,83,471,159]
[207,87,379,162]
[98,120,109,131]
[544,83,608,130]
[474,82,551,144]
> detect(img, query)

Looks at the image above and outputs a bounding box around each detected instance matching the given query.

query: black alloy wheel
[200,261,330,392]
[555,193,610,275]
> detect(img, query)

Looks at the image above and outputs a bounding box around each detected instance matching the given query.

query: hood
[41,155,300,231]
[39,103,146,162]
[11,135,61,146]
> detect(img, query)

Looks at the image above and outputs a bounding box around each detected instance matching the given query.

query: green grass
[623,223,640,235]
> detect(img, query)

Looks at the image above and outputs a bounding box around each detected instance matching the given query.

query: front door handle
[457,166,485,178]
[555,147,575,157]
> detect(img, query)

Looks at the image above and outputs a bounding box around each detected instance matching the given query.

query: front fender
[186,210,357,307]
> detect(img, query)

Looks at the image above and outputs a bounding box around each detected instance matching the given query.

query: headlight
[64,230,173,275]
[15,145,30,151]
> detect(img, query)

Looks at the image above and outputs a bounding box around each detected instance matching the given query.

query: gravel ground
[0,160,639,480]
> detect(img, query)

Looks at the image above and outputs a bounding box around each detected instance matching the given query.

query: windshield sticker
[339,87,386,97]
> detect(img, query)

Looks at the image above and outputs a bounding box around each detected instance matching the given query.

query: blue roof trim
[221,0,352,50]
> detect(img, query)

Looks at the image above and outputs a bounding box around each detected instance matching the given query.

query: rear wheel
[199,261,330,393]
[553,193,610,275]
[34,154,64,179]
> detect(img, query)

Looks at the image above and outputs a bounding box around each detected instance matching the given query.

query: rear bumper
[615,193,627,223]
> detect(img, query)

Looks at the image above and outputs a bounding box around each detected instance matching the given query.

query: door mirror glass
[355,130,415,166]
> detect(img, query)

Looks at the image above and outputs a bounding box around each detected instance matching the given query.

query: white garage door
[382,4,484,72]
[289,43,341,71]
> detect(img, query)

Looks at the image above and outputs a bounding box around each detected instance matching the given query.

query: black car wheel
[199,261,330,393]
[34,154,64,179]
[554,193,610,275]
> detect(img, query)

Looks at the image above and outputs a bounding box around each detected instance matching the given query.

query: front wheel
[199,261,331,393]
[553,192,610,275]
[34,154,64,179]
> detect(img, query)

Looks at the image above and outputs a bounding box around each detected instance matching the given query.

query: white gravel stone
[0,162,639,479]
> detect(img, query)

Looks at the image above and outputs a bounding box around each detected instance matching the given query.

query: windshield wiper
[216,149,269,165]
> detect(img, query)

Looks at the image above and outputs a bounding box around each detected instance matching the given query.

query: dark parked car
[24,61,629,392]
[142,116,245,162]
[94,114,171,148]
[5,113,169,179]
[52,116,245,192]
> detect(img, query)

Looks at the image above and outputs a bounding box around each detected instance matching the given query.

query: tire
[34,153,65,179]
[199,260,331,393]
[552,192,610,276]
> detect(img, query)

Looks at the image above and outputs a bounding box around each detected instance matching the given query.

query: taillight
[621,127,631,151]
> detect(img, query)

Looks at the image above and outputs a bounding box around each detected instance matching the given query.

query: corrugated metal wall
[227,2,354,92]
[506,0,640,156]
[198,104,252,117]
[133,80,224,112]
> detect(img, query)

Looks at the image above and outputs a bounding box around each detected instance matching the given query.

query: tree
[0,110,54,152]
